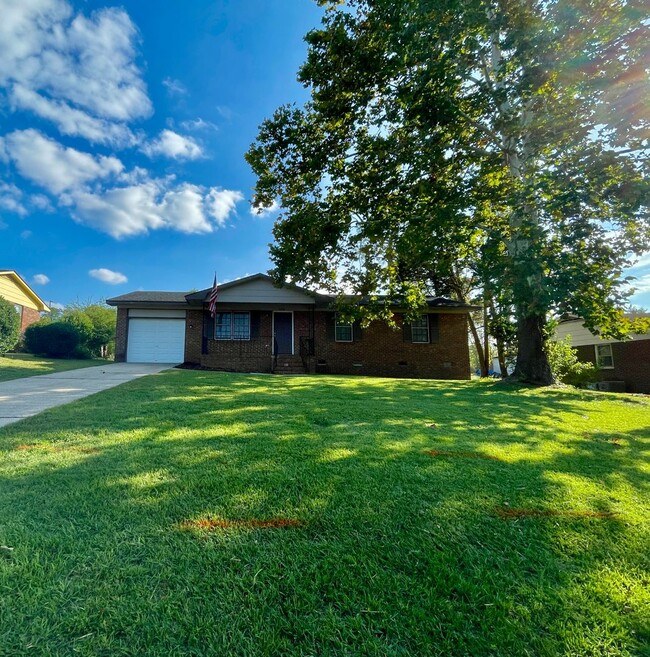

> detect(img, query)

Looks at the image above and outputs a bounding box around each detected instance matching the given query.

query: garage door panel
[127,318,185,363]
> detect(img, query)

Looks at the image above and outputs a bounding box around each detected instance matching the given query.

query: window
[411,316,429,343]
[335,315,353,342]
[215,312,250,340]
[595,343,614,368]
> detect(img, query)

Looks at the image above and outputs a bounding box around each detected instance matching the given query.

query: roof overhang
[0,270,49,312]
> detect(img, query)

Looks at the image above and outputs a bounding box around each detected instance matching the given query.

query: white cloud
[215,105,234,121]
[631,273,650,294]
[162,77,187,96]
[4,129,123,194]
[50,301,65,310]
[142,130,204,160]
[20,230,32,239]
[9,85,137,147]
[180,117,218,132]
[69,180,244,238]
[0,0,151,145]
[0,1,245,241]
[33,273,49,284]
[251,199,280,217]
[205,188,245,225]
[30,193,54,212]
[628,253,650,272]
[0,182,27,216]
[89,268,127,284]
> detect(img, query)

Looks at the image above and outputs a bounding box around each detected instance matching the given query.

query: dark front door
[274,312,293,354]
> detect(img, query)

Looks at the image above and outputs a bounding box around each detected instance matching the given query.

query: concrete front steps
[273,355,307,374]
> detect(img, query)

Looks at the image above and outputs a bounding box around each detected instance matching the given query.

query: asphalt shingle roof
[106,291,190,304]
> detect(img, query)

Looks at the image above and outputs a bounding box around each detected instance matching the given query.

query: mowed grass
[0,353,107,382]
[0,372,648,657]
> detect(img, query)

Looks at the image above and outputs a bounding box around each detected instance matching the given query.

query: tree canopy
[247,0,650,384]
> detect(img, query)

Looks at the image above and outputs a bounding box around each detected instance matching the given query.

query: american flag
[208,274,218,317]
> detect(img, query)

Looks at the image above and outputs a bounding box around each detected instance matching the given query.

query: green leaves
[246,0,649,383]
[0,297,21,355]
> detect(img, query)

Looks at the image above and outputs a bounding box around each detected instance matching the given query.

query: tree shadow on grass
[0,371,648,656]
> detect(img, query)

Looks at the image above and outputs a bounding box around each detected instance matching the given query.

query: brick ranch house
[107,273,477,379]
[0,269,50,333]
[554,315,650,394]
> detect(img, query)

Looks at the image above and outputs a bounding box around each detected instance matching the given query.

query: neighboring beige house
[554,315,650,393]
[0,270,50,332]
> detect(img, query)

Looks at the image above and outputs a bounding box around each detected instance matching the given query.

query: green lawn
[0,372,648,657]
[0,353,108,382]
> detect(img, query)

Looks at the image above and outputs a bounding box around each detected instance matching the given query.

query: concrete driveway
[0,362,173,428]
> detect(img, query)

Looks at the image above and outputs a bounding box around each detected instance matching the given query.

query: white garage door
[127,318,186,363]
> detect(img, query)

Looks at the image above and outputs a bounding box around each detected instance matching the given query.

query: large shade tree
[247,0,650,384]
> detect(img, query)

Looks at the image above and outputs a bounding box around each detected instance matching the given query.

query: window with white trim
[595,343,614,368]
[411,316,430,343]
[335,315,353,342]
[215,312,250,340]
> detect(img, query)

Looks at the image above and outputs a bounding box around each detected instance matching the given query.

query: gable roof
[184,273,479,309]
[0,270,50,312]
[107,272,480,312]
[184,273,322,303]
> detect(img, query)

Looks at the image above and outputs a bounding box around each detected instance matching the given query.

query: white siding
[218,278,315,304]
[554,320,650,347]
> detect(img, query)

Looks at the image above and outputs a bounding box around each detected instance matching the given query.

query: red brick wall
[312,312,470,379]
[19,306,41,332]
[576,341,650,394]
[199,310,275,372]
[114,307,128,362]
[186,309,470,380]
[185,309,203,364]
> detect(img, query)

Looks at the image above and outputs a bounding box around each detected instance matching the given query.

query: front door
[273,312,293,355]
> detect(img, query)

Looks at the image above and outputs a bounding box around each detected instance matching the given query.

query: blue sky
[0,0,648,310]
[0,0,323,306]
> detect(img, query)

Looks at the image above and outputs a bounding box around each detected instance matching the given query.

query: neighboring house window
[335,315,353,342]
[215,312,250,340]
[595,343,614,368]
[411,316,430,343]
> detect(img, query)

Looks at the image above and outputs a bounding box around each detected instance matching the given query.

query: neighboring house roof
[109,272,480,312]
[0,270,50,312]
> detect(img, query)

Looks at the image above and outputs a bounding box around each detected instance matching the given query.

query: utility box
[597,380,626,393]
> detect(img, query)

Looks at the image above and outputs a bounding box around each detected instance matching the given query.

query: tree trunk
[483,303,490,375]
[468,313,488,377]
[496,338,508,378]
[512,313,554,385]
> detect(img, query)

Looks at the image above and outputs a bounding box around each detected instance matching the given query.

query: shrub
[24,321,83,358]
[62,304,115,358]
[0,297,21,354]
[546,336,599,388]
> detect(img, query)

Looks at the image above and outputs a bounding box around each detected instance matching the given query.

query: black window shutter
[250,311,261,339]
[353,319,363,341]
[402,316,412,342]
[429,314,440,343]
[326,313,336,340]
